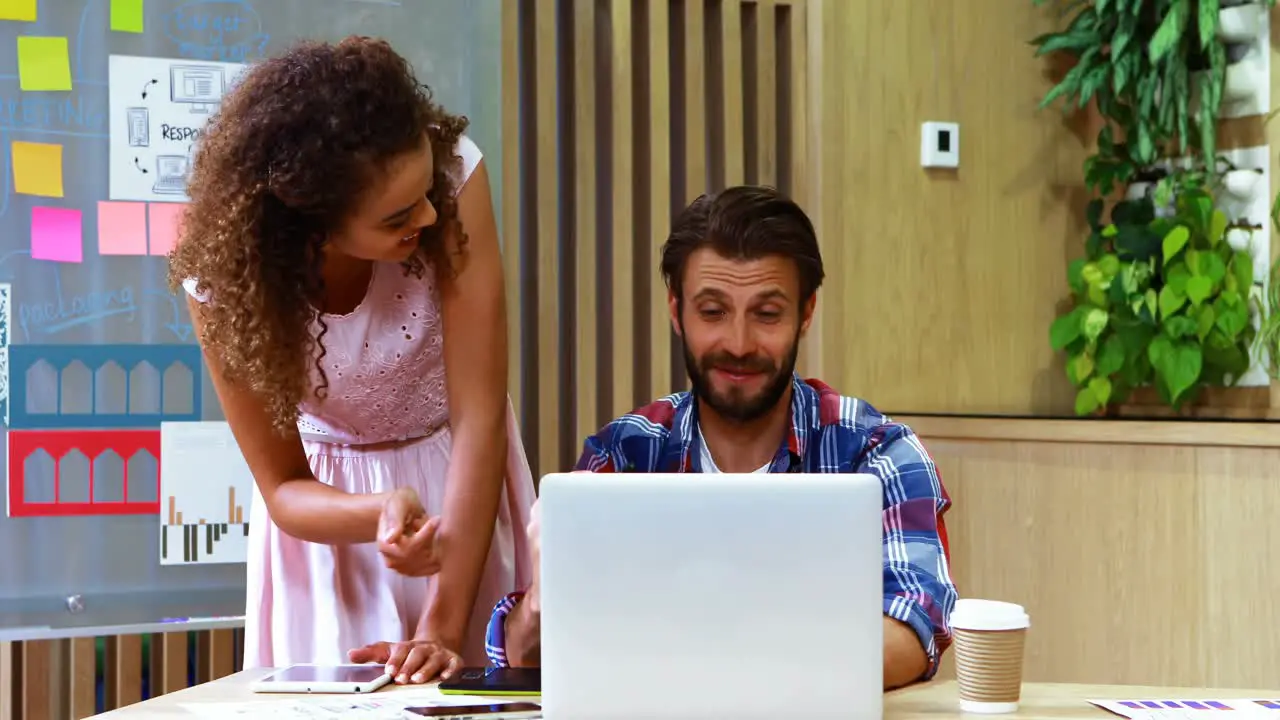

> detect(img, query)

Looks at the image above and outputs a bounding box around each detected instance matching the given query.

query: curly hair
[168,36,469,435]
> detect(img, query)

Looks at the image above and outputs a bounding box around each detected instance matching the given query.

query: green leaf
[1186,275,1214,306]
[1208,210,1228,247]
[1198,252,1227,283]
[1088,376,1113,407]
[1082,307,1109,342]
[1214,295,1250,339]
[1067,258,1087,295]
[1163,225,1190,266]
[1148,335,1203,404]
[1067,352,1095,386]
[1098,253,1121,278]
[1050,308,1084,351]
[1163,314,1199,338]
[1074,386,1101,415]
[1166,263,1191,294]
[1198,0,1220,48]
[1158,285,1187,319]
[1149,3,1188,63]
[1097,334,1125,376]
[1086,198,1103,229]
[1197,305,1215,341]
[1232,252,1254,292]
[1144,288,1158,319]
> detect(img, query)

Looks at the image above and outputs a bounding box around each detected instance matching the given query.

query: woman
[169,36,535,684]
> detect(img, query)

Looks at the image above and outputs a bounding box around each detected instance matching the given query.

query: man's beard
[682,326,801,424]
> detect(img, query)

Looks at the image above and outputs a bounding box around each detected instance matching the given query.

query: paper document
[1090,698,1280,718]
[179,691,533,720]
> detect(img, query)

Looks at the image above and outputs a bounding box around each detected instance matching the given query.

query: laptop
[538,472,884,720]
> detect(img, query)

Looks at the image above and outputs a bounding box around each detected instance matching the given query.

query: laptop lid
[538,472,884,720]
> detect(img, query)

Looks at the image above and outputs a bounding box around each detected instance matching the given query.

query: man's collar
[664,374,814,473]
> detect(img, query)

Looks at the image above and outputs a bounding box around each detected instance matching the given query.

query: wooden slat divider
[610,0,637,415]
[203,629,236,682]
[573,0,600,446]
[754,0,778,186]
[150,632,188,697]
[104,634,143,711]
[19,640,52,720]
[67,637,96,720]
[647,0,674,399]
[720,0,746,186]
[501,0,525,440]
[533,0,562,476]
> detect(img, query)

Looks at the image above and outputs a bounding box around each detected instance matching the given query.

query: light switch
[921,121,960,169]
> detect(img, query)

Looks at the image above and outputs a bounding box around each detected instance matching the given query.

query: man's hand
[377,487,443,577]
[348,639,462,685]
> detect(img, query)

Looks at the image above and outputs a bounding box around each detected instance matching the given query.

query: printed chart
[108,54,248,202]
[1091,698,1280,718]
[159,421,253,565]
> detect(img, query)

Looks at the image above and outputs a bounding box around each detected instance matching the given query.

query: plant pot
[1218,3,1266,42]
[1222,58,1264,103]
[1225,225,1256,252]
[1222,168,1264,200]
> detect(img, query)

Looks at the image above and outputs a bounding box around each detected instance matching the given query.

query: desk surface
[90,668,1280,718]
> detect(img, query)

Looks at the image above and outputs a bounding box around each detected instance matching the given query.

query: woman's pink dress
[186,136,535,668]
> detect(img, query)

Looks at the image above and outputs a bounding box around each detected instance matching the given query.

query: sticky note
[110,0,143,33]
[148,202,186,256]
[98,201,148,255]
[11,141,63,198]
[0,0,36,22]
[31,207,83,263]
[17,37,72,91]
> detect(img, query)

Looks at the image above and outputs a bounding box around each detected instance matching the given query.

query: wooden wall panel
[503,0,809,478]
[899,417,1280,687]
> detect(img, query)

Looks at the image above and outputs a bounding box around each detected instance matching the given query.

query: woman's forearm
[423,419,507,644]
[268,478,389,544]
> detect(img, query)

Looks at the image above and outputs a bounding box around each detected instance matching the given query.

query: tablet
[249,664,393,694]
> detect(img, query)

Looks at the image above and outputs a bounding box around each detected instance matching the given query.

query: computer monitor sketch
[127,108,150,147]
[170,65,226,114]
[153,155,190,196]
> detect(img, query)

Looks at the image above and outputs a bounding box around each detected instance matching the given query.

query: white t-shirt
[697,426,771,473]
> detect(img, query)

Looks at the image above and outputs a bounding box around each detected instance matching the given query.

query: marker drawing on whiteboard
[164,0,270,63]
[16,266,136,340]
[144,289,195,342]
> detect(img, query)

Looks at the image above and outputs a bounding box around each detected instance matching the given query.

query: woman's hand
[348,639,463,685]
[378,487,443,577]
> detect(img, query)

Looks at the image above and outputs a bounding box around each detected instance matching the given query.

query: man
[484,185,958,690]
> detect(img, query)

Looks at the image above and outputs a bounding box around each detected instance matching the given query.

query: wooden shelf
[894,414,1280,449]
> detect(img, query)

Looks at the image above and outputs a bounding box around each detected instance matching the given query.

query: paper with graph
[107,55,248,202]
[159,421,254,565]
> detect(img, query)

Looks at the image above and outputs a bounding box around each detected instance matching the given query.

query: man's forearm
[883,616,928,690]
[503,596,542,667]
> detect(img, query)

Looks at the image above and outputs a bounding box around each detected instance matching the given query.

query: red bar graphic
[7,430,162,517]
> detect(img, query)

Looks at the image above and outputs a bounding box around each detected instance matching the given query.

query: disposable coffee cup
[949,599,1030,714]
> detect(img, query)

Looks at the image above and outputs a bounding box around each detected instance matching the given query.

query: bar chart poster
[159,421,253,565]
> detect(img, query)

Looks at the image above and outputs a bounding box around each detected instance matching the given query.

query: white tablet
[249,664,393,694]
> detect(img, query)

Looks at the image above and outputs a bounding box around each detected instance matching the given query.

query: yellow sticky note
[17,36,72,91]
[11,141,63,198]
[0,0,36,22]
[110,0,143,33]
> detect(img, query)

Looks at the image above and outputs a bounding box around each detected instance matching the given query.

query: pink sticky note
[147,202,185,256]
[97,201,148,255]
[30,206,82,263]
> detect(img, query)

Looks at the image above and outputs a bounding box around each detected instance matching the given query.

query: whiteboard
[0,0,503,634]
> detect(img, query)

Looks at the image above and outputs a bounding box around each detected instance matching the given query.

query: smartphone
[437,666,540,696]
[405,702,542,718]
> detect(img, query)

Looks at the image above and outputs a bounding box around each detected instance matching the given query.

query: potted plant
[1050,175,1257,413]
[1032,0,1270,415]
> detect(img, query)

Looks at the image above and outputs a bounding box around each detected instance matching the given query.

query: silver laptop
[538,472,884,720]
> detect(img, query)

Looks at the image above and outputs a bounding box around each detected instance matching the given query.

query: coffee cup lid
[949,598,1030,631]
